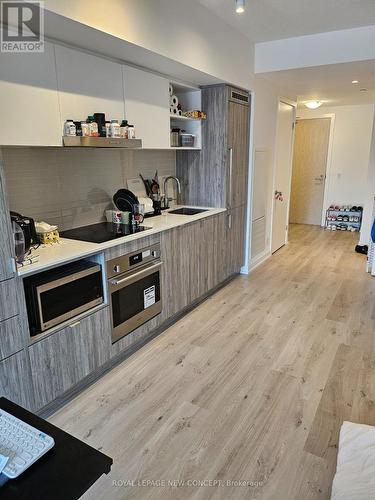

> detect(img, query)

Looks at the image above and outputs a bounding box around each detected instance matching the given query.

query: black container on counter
[94,113,106,137]
[74,121,82,136]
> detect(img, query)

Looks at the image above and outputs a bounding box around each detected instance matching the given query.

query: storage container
[180,133,195,148]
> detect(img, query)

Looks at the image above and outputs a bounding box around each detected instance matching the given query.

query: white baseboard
[249,250,272,272]
[240,264,249,275]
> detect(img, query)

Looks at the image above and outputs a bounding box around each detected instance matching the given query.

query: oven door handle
[110,261,163,286]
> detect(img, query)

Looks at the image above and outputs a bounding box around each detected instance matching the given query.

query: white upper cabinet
[123,66,170,148]
[55,45,125,131]
[0,42,61,146]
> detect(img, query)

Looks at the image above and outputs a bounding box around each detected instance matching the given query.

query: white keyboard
[0,408,55,478]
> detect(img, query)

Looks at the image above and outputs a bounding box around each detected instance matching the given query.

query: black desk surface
[0,397,112,500]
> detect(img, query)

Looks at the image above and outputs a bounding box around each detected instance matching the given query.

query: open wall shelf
[169,81,202,150]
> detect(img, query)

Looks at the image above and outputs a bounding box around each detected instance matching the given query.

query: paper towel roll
[169,84,173,96]
[138,197,154,214]
[171,106,179,115]
[171,95,179,107]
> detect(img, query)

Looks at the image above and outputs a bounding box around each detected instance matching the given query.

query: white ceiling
[258,60,375,106]
[196,0,375,42]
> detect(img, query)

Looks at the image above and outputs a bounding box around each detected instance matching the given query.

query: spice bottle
[64,120,76,136]
[127,124,135,139]
[120,120,128,138]
[74,121,82,137]
[87,116,99,137]
[81,121,90,137]
[105,121,111,137]
[110,120,120,138]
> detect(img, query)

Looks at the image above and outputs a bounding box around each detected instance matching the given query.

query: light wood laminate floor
[50,224,375,500]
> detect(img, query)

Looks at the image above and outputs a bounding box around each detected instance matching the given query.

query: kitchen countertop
[17,206,226,277]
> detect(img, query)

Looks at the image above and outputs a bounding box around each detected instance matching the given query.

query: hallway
[50,224,375,499]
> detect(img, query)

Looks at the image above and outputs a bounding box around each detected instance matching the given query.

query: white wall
[360,114,375,245]
[43,0,255,90]
[297,105,375,221]
[255,25,375,73]
[249,77,279,267]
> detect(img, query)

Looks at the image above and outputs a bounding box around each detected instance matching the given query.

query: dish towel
[331,421,375,499]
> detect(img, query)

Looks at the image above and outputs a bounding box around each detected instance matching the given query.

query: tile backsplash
[2,147,176,230]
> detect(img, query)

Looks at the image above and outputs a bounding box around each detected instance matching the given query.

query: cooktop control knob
[113,265,121,273]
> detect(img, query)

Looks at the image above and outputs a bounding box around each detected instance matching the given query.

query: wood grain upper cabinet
[227,99,250,209]
[123,66,170,148]
[177,85,250,211]
[0,41,61,146]
[0,158,15,280]
[55,45,125,132]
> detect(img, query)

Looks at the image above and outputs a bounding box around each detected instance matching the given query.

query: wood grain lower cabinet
[0,158,15,280]
[0,278,20,322]
[209,213,228,287]
[0,315,24,361]
[160,226,191,320]
[0,350,33,409]
[186,220,209,304]
[161,215,228,322]
[29,306,112,410]
[226,206,246,276]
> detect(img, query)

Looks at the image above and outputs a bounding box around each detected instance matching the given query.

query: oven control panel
[107,243,161,278]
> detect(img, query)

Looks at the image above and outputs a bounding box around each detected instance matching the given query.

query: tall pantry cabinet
[176,85,250,276]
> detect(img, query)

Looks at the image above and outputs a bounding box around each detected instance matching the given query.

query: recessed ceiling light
[236,0,245,13]
[305,101,322,109]
[360,88,368,92]
[352,80,359,84]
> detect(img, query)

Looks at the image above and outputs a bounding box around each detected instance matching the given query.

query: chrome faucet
[163,176,181,208]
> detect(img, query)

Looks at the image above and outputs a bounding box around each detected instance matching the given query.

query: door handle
[314,174,325,181]
[228,147,233,209]
[275,190,283,201]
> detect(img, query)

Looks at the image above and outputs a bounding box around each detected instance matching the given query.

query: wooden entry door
[290,118,331,225]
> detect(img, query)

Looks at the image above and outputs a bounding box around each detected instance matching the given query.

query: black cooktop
[60,222,151,244]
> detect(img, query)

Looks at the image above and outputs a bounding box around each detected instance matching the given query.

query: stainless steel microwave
[23,260,104,336]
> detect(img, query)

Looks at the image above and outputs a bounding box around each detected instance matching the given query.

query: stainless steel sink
[168,207,208,216]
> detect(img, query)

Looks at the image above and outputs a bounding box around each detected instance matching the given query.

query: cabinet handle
[69,321,81,329]
[228,147,233,209]
[226,212,232,230]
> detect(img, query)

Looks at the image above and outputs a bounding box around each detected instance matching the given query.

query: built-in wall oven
[107,243,162,343]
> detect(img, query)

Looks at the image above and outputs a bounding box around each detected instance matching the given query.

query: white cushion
[331,421,375,499]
